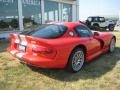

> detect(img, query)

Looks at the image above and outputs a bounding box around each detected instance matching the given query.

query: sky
[79,0,120,20]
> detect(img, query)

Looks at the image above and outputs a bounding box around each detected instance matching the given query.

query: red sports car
[7,22,116,72]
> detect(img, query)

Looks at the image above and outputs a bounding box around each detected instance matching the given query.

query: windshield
[21,24,67,39]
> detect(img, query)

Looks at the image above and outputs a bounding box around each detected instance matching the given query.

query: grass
[0,32,120,90]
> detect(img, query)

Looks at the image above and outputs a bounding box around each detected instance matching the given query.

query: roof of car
[46,22,85,30]
[47,22,80,25]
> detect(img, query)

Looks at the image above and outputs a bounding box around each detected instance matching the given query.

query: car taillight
[32,47,52,53]
[32,46,56,58]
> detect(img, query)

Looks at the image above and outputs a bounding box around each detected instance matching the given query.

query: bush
[23,18,32,24]
[23,18,37,26]
[10,19,19,28]
[0,20,9,28]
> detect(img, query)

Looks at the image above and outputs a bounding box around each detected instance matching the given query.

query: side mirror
[93,32,99,36]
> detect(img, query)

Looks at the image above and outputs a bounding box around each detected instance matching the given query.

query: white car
[86,16,115,31]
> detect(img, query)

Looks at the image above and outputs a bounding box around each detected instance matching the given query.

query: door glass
[75,25,92,37]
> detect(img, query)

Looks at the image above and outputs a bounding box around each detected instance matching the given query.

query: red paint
[7,22,115,69]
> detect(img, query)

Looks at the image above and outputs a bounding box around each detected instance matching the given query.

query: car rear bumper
[7,47,65,68]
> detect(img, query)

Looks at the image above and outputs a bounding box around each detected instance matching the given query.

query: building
[0,0,79,31]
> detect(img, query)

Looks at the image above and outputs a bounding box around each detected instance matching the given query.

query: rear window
[21,24,67,39]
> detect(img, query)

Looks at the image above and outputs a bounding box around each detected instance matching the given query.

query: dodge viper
[7,22,116,72]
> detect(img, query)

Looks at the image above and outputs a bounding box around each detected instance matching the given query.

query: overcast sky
[79,0,120,20]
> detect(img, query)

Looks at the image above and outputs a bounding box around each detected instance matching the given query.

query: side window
[75,25,92,37]
[93,17,98,22]
[27,25,67,39]
[99,17,105,22]
[87,17,92,22]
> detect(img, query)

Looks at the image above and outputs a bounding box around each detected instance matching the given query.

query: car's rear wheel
[109,38,116,52]
[66,48,85,73]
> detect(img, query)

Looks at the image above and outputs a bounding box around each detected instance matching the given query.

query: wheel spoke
[72,50,84,71]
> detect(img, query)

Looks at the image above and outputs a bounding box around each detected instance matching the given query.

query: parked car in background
[114,20,120,31]
[7,22,116,73]
[86,16,115,31]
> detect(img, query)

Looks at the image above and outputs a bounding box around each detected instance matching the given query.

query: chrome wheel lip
[110,39,115,52]
[72,51,84,71]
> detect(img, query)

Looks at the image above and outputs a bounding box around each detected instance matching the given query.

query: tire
[109,38,116,52]
[108,24,114,31]
[93,24,99,30]
[66,48,85,73]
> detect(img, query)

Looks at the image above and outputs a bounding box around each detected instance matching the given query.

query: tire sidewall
[93,24,100,30]
[109,24,114,31]
[109,38,115,52]
[66,48,85,73]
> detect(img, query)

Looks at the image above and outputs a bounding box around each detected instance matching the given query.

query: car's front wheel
[109,38,116,52]
[93,24,100,30]
[67,48,85,73]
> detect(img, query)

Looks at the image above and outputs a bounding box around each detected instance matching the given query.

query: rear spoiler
[10,33,50,47]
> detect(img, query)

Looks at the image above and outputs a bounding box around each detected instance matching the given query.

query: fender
[94,32,114,49]
[94,37,104,49]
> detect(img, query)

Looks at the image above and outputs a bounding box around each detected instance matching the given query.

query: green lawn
[0,32,120,90]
